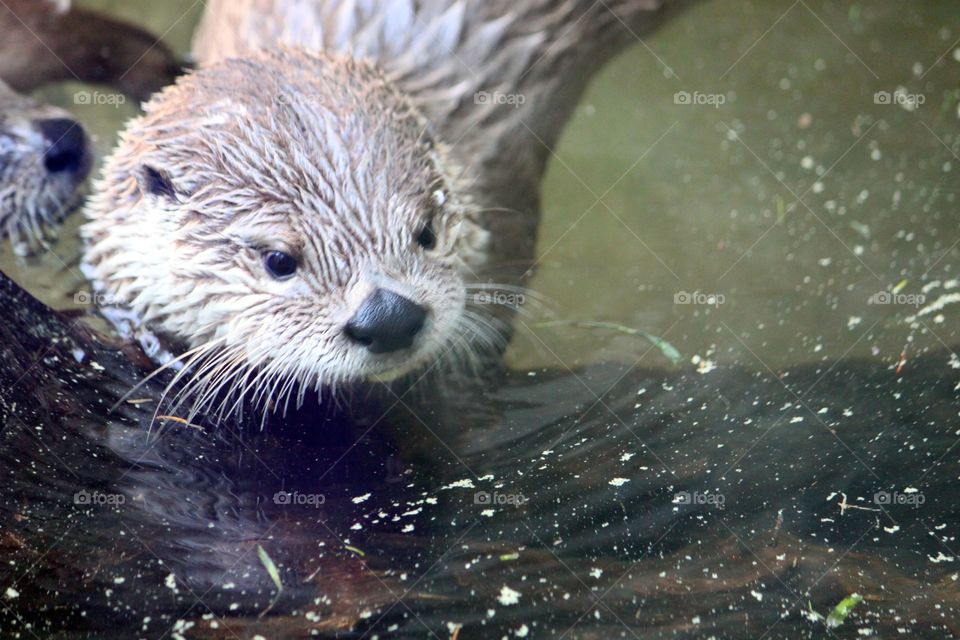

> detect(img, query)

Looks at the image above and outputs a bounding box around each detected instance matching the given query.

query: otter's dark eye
[416,219,437,251]
[263,251,298,279]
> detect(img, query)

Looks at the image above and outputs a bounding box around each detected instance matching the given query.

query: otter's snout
[35,117,91,178]
[344,288,427,354]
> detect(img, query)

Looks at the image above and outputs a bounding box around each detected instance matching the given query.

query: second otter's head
[1,79,92,254]
[83,49,485,405]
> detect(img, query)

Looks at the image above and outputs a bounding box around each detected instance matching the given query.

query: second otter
[0,78,90,254]
[0,0,185,253]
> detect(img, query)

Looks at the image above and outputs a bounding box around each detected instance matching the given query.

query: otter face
[83,50,486,409]
[0,80,91,254]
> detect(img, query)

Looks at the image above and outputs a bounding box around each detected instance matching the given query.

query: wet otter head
[0,79,91,254]
[83,49,489,411]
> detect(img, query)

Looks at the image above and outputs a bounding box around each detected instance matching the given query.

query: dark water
[1,0,959,638]
[1,270,958,638]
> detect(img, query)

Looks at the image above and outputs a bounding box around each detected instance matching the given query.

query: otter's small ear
[139,165,177,200]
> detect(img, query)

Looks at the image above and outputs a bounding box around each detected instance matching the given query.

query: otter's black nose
[37,118,90,176]
[345,289,427,354]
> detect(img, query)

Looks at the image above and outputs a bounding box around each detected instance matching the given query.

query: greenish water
[527,0,959,373]
[3,0,959,376]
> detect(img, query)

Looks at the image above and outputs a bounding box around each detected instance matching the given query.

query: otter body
[191,0,692,280]
[82,0,693,413]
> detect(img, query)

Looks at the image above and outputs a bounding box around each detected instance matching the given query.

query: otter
[84,51,472,405]
[82,1,695,414]
[0,78,90,254]
[0,0,185,253]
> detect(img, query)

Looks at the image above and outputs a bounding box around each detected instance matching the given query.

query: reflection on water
[0,0,958,638]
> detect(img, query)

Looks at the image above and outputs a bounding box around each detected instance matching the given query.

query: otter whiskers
[112,276,549,433]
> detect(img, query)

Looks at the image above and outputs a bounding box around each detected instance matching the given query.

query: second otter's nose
[345,289,427,354]
[37,117,90,176]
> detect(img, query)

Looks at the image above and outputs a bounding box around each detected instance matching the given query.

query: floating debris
[498,585,521,606]
[257,545,284,618]
[534,320,682,365]
[156,415,205,431]
[826,593,863,628]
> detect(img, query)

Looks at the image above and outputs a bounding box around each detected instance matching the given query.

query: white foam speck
[498,585,521,606]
